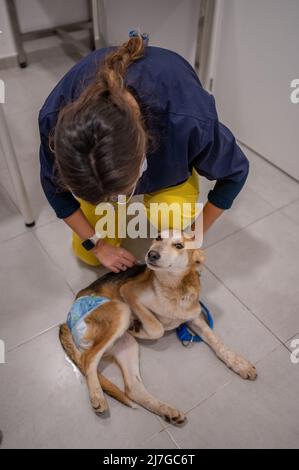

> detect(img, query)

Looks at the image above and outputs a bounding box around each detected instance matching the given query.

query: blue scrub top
[38,45,249,219]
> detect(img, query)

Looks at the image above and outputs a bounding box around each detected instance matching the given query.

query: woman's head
[53,32,154,204]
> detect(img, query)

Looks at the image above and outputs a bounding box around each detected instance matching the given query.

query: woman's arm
[64,208,95,241]
[191,95,250,213]
[64,209,136,273]
[202,201,224,234]
[191,201,224,236]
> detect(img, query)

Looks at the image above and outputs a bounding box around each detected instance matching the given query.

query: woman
[38,31,249,273]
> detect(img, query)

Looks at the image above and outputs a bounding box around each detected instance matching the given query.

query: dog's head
[145,230,205,274]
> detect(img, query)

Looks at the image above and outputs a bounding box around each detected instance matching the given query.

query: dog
[59,230,257,426]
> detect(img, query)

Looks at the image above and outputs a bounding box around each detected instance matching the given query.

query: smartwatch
[81,232,102,251]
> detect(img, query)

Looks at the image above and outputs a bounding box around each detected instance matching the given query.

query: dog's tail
[59,323,133,408]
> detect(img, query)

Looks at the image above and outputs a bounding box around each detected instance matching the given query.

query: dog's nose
[147,250,160,262]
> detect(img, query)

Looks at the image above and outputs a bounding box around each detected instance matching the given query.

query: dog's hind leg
[190,314,257,380]
[59,323,84,373]
[81,301,131,413]
[59,306,132,410]
[110,333,186,426]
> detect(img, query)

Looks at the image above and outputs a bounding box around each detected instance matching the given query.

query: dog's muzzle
[147,250,160,265]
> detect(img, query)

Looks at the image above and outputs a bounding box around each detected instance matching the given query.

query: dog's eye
[156,235,162,241]
[174,243,184,250]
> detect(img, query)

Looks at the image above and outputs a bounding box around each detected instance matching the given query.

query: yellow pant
[72,170,200,266]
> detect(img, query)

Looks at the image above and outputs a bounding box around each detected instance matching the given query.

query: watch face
[82,239,95,251]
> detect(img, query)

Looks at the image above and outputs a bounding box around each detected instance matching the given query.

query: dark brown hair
[52,32,157,204]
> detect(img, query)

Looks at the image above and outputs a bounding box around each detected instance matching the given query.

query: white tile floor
[0,48,299,449]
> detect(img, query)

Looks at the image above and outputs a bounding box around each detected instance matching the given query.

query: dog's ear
[192,249,205,272]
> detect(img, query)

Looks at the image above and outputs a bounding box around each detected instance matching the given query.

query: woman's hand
[93,240,137,273]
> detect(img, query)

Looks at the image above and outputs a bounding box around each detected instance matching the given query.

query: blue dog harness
[176,301,214,347]
[67,295,110,350]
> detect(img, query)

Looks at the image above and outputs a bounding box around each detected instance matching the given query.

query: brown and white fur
[59,230,257,426]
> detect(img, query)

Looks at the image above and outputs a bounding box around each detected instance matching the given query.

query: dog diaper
[67,295,110,350]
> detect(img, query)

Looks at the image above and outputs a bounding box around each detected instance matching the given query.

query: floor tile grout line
[185,379,234,416]
[204,179,299,252]
[138,425,177,448]
[162,341,288,437]
[0,227,35,246]
[154,414,166,432]
[274,196,299,211]
[238,139,299,185]
[158,379,234,434]
[172,342,288,430]
[204,264,292,352]
[4,229,75,354]
[31,228,77,295]
[0,216,56,246]
[31,217,60,231]
[160,340,289,435]
[280,213,299,227]
[280,342,294,355]
[203,179,278,213]
[285,344,293,353]
[7,323,60,353]
[0,216,72,292]
[0,170,21,213]
[204,206,279,251]
[285,331,299,344]
[165,428,181,449]
[138,428,164,447]
[284,332,299,352]
[244,184,278,211]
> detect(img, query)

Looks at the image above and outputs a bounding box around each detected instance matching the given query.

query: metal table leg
[90,0,106,49]
[5,0,27,68]
[0,106,35,226]
[6,0,98,68]
[91,0,101,49]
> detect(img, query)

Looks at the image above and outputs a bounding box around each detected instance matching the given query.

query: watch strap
[81,232,102,251]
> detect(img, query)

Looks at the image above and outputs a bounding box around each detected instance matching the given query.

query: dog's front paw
[159,404,187,426]
[129,318,142,333]
[229,355,258,381]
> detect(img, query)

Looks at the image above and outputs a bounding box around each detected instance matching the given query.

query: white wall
[213,0,299,180]
[0,0,16,58]
[0,0,201,66]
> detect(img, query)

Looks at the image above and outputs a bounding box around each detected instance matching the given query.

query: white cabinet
[213,0,299,180]
[100,0,201,67]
